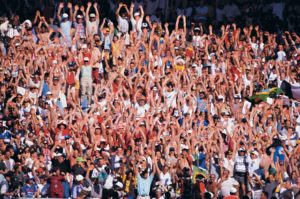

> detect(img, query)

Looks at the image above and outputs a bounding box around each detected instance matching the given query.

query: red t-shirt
[49,175,64,198]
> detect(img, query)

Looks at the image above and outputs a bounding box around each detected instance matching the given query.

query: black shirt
[51,158,71,173]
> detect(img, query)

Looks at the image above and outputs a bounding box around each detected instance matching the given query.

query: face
[90,17,96,22]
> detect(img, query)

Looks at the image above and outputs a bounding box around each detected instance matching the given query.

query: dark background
[0,0,299,33]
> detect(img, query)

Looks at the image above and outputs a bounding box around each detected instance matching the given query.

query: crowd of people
[0,0,299,199]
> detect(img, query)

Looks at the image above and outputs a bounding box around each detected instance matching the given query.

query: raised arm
[130,3,134,19]
[116,3,122,16]
[73,4,79,22]
[183,15,187,35]
[93,2,100,19]
[57,2,64,22]
[67,2,73,21]
[86,2,92,21]
[139,5,144,19]
[175,15,181,32]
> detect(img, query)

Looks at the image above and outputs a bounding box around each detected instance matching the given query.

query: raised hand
[80,5,85,12]
[36,10,41,17]
[74,5,79,11]
[59,2,64,9]
[232,23,236,29]
[249,25,253,31]
[67,2,72,9]
[87,2,92,7]
[221,25,225,32]
[145,15,150,22]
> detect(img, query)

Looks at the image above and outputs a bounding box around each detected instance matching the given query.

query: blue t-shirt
[0,130,11,140]
[273,146,285,164]
[21,184,38,198]
[137,173,154,196]
[41,82,50,97]
[197,97,207,112]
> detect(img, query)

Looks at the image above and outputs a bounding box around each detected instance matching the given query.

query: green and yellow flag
[246,87,282,104]
[192,165,209,183]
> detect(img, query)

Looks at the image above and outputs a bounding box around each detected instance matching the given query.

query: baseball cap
[76,175,84,181]
[62,13,69,18]
[230,187,237,194]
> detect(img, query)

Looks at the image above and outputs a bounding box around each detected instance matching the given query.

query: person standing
[57,2,73,47]
[80,57,93,105]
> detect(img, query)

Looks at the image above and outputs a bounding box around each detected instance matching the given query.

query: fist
[164,23,169,27]
[80,5,85,12]
[67,2,72,8]
[74,5,79,11]
[59,2,64,9]
[87,2,92,7]
[93,2,97,7]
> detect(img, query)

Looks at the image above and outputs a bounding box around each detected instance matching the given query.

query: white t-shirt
[234,155,250,173]
[248,157,261,175]
[277,51,286,61]
[223,158,234,176]
[192,35,204,48]
[164,90,177,108]
[131,17,143,35]
[118,15,129,33]
[103,174,114,189]
[220,177,239,197]
[91,165,107,178]
[86,20,99,37]
[159,172,172,186]
[135,103,150,118]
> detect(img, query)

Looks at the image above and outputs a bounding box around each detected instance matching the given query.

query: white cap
[134,12,140,17]
[24,19,32,28]
[230,187,237,194]
[82,44,87,49]
[46,91,52,95]
[77,15,83,19]
[76,175,84,181]
[278,134,287,141]
[62,13,69,18]
[55,153,63,157]
[52,60,58,64]
[83,57,90,62]
[250,150,259,156]
[83,186,92,192]
[116,181,123,188]
[89,13,96,18]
